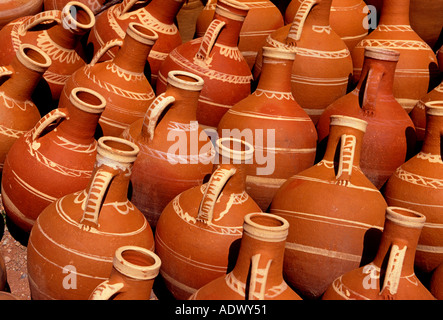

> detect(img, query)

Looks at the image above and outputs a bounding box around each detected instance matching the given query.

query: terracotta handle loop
[379,240,407,300]
[362,65,384,117]
[90,280,125,300]
[90,38,124,65]
[19,10,62,36]
[195,19,226,63]
[61,1,96,35]
[287,0,320,44]
[0,66,14,79]
[335,134,357,186]
[118,0,149,18]
[142,93,176,141]
[30,108,68,144]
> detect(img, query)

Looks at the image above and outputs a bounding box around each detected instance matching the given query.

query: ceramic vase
[0,0,43,29]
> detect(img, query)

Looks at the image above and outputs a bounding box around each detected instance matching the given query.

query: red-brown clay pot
[285,0,370,51]
[322,207,435,300]
[351,0,440,113]
[270,115,387,299]
[156,0,253,129]
[89,246,161,300]
[27,136,155,300]
[64,23,158,137]
[155,138,262,300]
[0,0,43,29]
[0,292,19,300]
[189,212,302,300]
[317,47,416,189]
[195,0,284,69]
[87,0,185,87]
[217,46,317,211]
[384,101,443,276]
[0,253,6,292]
[430,262,443,300]
[253,0,353,124]
[0,2,95,102]
[1,87,106,234]
[438,45,443,72]
[44,0,107,15]
[122,70,214,228]
[0,44,52,172]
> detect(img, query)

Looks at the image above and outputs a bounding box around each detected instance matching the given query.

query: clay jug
[217,46,317,211]
[351,0,440,113]
[155,137,262,300]
[285,0,370,51]
[0,2,95,103]
[64,23,158,138]
[0,44,52,172]
[122,70,214,228]
[189,212,302,300]
[270,115,387,299]
[89,246,161,300]
[322,206,435,300]
[195,0,284,69]
[1,87,106,234]
[384,101,443,275]
[253,0,353,124]
[87,0,185,87]
[317,47,416,189]
[44,0,108,15]
[0,253,6,292]
[0,0,43,29]
[430,262,443,300]
[27,136,155,300]
[156,0,253,130]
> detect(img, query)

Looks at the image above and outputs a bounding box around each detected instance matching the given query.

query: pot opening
[121,249,157,267]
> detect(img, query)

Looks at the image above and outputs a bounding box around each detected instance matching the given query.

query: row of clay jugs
[123,70,214,228]
[0,44,51,172]
[218,45,317,211]
[155,137,262,299]
[195,0,284,69]
[270,115,387,299]
[351,0,440,113]
[0,0,43,29]
[323,207,435,300]
[0,2,95,103]
[64,22,158,137]
[190,212,302,300]
[1,87,106,234]
[87,0,185,87]
[44,0,107,15]
[384,101,443,276]
[157,0,253,130]
[284,0,370,51]
[317,47,415,189]
[27,136,155,300]
[253,0,353,124]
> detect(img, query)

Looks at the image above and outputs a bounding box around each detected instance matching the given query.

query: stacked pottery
[317,47,415,189]
[155,138,262,299]
[322,207,435,300]
[27,136,155,300]
[0,0,43,29]
[253,0,353,124]
[1,87,106,234]
[64,23,158,137]
[44,0,107,14]
[156,0,253,130]
[122,70,214,228]
[190,212,302,300]
[0,44,52,172]
[0,2,95,102]
[351,0,440,113]
[384,101,443,276]
[195,0,284,69]
[270,115,387,299]
[87,0,186,87]
[217,46,317,211]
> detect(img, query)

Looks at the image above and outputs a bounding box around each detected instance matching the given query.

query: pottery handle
[197,165,236,225]
[119,0,149,17]
[335,134,357,186]
[379,241,407,300]
[89,280,125,300]
[19,10,62,36]
[90,39,124,65]
[142,93,176,141]
[362,65,384,116]
[30,108,68,143]
[248,253,272,300]
[287,0,320,43]
[0,66,14,78]
[195,19,226,62]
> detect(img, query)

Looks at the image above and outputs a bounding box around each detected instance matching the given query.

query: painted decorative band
[330,115,368,132]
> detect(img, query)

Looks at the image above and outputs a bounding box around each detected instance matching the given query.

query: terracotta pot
[64,23,158,138]
[0,2,95,103]
[384,101,443,275]
[89,246,161,300]
[322,207,435,300]
[177,0,205,43]
[430,262,443,300]
[44,0,108,15]
[87,0,185,87]
[217,46,317,211]
[195,0,284,69]
[0,44,52,173]
[351,0,440,113]
[0,0,43,29]
[253,0,353,124]
[27,136,155,300]
[190,212,302,300]
[156,0,253,129]
[317,47,416,189]
[122,70,214,228]
[155,137,262,299]
[0,253,6,292]
[270,115,387,299]
[1,87,106,234]
[285,0,369,51]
